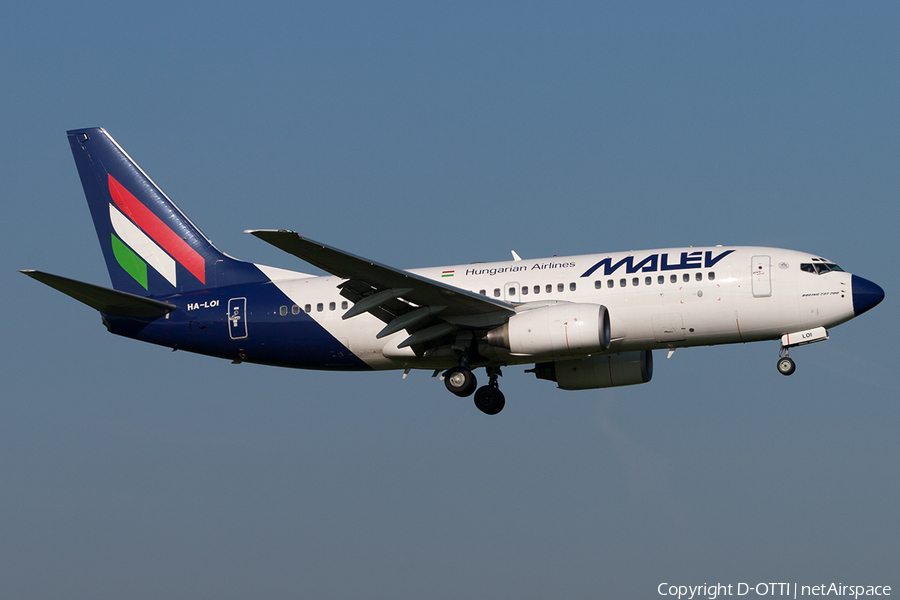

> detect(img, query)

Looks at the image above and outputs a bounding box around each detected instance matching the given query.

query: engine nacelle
[486,303,610,357]
[529,351,653,390]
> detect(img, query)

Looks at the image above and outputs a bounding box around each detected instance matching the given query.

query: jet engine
[528,351,653,390]
[485,303,610,357]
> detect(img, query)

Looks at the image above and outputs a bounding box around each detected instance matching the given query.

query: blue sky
[2,2,897,598]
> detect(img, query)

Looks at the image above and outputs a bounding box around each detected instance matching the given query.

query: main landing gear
[443,366,506,415]
[443,366,477,397]
[474,367,505,415]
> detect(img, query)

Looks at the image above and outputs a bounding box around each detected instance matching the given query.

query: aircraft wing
[246,229,515,343]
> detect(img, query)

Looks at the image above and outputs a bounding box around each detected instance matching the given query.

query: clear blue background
[2,2,896,598]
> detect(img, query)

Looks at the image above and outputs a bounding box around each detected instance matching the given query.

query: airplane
[22,128,885,415]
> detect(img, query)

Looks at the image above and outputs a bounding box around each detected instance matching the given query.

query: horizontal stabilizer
[21,270,175,317]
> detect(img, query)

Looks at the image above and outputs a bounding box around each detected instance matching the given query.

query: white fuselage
[260,246,856,370]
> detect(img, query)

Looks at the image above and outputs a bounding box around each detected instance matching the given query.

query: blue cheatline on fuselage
[103,281,371,371]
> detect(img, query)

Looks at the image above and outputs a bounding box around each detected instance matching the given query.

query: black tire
[444,367,477,397]
[777,357,796,376]
[474,385,506,415]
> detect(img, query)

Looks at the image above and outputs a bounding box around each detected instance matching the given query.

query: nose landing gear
[776,327,830,376]
[777,347,796,376]
[777,356,796,376]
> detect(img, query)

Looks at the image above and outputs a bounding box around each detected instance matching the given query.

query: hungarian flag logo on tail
[106,174,206,289]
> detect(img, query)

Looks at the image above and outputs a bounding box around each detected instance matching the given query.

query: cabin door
[751,255,772,298]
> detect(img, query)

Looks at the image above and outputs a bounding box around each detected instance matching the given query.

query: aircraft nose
[852,275,885,316]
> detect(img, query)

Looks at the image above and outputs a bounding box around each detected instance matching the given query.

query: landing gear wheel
[777,357,796,376]
[444,367,477,397]
[474,385,506,415]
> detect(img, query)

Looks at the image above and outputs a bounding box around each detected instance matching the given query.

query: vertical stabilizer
[67,128,264,296]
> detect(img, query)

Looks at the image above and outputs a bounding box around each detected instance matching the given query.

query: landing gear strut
[473,367,505,415]
[777,347,796,376]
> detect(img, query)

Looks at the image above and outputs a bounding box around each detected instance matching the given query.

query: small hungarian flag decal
[441,270,455,278]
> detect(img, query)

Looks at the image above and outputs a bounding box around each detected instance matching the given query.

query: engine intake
[486,303,610,357]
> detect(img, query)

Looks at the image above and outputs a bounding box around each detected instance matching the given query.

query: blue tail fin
[67,128,264,296]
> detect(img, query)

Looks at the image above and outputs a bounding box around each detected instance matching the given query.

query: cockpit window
[801,262,844,275]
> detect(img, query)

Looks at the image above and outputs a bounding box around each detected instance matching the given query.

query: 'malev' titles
[581,249,735,278]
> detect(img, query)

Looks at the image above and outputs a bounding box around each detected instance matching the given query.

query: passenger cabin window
[619,278,626,287]
[341,301,348,309]
[607,280,614,289]
[557,283,564,292]
[696,273,702,281]
[683,273,690,282]
[521,286,528,295]
[645,276,652,286]
[570,282,576,291]
[546,284,552,293]
[329,302,336,311]
[292,305,300,315]
[658,275,664,284]
[280,305,288,316]
[317,303,324,312]
[670,274,677,283]
[304,304,311,313]
[595,280,602,289]
[479,289,486,296]
[533,285,540,294]
[494,288,501,297]
[708,272,716,281]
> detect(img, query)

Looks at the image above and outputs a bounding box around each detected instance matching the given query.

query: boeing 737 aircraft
[22,128,885,414]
